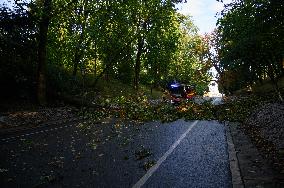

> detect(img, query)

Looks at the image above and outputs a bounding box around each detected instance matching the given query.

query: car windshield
[170,86,183,95]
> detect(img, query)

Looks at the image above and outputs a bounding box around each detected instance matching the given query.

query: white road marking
[132,120,199,188]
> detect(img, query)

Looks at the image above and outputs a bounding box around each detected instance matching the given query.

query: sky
[176,0,233,95]
[176,0,231,34]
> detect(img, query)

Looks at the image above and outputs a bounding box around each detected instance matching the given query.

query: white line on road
[132,120,199,188]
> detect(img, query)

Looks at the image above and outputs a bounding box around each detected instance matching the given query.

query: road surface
[0,119,231,187]
[193,96,223,105]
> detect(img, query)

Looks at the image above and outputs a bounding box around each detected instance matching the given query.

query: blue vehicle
[166,81,196,104]
[168,82,183,104]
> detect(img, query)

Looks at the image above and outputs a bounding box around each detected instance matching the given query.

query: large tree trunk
[72,0,89,76]
[134,37,143,90]
[37,0,52,105]
[134,20,147,90]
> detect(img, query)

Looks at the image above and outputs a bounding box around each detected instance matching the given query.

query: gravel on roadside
[243,102,284,173]
[245,102,284,149]
[228,122,284,187]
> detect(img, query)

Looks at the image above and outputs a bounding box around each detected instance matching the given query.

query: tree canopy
[0,0,212,103]
[215,0,284,97]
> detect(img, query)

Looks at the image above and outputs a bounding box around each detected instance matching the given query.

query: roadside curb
[225,122,244,188]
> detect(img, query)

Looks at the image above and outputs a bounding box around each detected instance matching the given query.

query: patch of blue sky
[176,0,232,34]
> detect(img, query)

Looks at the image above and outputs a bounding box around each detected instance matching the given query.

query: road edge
[224,122,244,188]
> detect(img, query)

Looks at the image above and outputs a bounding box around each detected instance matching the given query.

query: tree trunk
[93,62,112,87]
[134,37,143,90]
[210,57,222,76]
[37,0,52,105]
[270,76,283,102]
[268,64,283,101]
[72,0,89,76]
[72,47,81,76]
[134,20,147,90]
[94,55,97,78]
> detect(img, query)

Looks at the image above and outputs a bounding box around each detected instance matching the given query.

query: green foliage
[45,0,212,93]
[1,0,212,102]
[216,0,284,93]
[80,93,218,123]
[169,15,212,95]
[79,91,277,124]
[46,64,82,95]
[0,4,37,99]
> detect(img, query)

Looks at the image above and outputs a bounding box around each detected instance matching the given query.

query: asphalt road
[0,119,231,188]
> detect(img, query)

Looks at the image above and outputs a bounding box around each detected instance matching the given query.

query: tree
[167,15,212,94]
[2,0,211,101]
[216,0,284,100]
[37,0,52,105]
[0,2,37,99]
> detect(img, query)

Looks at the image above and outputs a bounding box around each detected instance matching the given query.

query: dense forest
[0,0,212,105]
[0,0,283,106]
[214,0,284,99]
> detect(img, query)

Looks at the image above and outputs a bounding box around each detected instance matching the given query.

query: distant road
[194,96,223,105]
[211,97,223,105]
